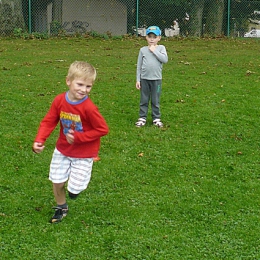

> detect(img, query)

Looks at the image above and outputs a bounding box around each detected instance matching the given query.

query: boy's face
[66,77,94,102]
[146,33,161,46]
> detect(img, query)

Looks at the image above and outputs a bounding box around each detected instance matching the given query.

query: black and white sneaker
[135,118,146,127]
[153,119,164,128]
[50,206,68,224]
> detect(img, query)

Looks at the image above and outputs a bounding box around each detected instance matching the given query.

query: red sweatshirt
[34,92,109,158]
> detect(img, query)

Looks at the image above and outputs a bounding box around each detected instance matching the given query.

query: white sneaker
[135,118,146,127]
[153,119,163,128]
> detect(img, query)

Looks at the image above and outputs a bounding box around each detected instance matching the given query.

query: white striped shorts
[49,148,93,195]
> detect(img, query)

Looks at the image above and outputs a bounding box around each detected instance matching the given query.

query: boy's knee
[53,182,66,189]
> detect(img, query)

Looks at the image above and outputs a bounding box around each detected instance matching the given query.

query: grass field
[0,36,260,259]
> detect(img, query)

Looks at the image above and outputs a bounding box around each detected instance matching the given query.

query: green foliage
[230,0,260,34]
[0,1,25,36]
[0,37,260,259]
[13,28,49,39]
[49,20,66,36]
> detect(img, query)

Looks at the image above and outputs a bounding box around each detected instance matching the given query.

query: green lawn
[0,36,260,259]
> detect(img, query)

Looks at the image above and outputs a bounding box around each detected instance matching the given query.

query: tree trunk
[0,0,26,35]
[205,0,225,36]
[188,0,205,37]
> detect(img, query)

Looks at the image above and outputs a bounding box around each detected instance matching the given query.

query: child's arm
[73,108,109,144]
[33,97,60,151]
[151,46,168,64]
[136,49,142,84]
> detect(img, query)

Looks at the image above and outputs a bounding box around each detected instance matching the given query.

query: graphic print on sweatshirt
[60,111,83,134]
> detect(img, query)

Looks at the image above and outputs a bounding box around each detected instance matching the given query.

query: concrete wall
[47,0,127,35]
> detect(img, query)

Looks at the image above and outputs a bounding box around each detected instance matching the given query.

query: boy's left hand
[66,129,75,144]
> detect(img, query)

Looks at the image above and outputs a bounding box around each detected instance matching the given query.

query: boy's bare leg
[50,182,68,223]
[53,182,66,205]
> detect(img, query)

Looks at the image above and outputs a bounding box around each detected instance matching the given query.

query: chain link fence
[1,0,260,38]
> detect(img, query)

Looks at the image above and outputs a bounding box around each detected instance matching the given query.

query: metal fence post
[227,0,231,36]
[136,0,139,36]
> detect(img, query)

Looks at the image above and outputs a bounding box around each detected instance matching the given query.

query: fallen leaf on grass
[246,70,255,76]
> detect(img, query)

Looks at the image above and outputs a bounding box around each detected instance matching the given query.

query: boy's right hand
[32,142,45,154]
[136,82,141,90]
[149,45,156,52]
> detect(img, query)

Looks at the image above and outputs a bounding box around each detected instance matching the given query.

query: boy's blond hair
[67,61,97,82]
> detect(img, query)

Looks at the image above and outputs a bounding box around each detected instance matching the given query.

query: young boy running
[32,61,109,223]
[135,26,168,128]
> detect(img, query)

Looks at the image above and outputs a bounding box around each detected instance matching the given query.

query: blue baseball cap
[146,26,161,36]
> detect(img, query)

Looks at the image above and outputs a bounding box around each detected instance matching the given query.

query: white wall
[58,0,127,35]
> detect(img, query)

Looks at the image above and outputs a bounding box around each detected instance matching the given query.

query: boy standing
[135,26,168,128]
[32,61,109,223]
